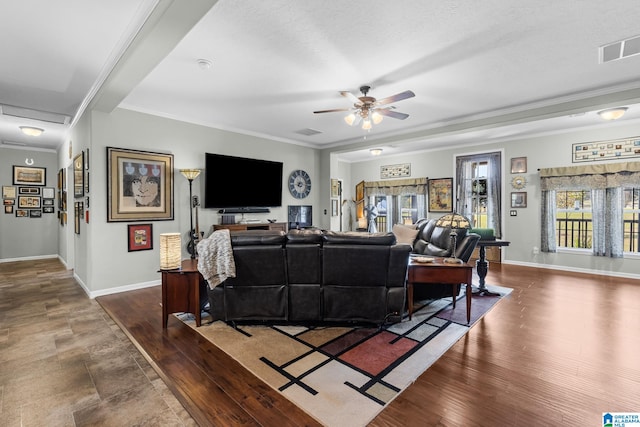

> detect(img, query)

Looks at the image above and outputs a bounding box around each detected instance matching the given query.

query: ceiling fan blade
[375,90,415,106]
[340,91,362,105]
[376,108,409,120]
[313,108,350,114]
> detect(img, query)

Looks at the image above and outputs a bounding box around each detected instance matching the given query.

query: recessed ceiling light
[19,126,44,136]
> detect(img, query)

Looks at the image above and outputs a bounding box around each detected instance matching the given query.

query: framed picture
[510,157,527,174]
[355,180,365,201]
[42,187,55,199]
[4,206,13,214]
[380,163,411,179]
[331,199,339,216]
[356,199,364,220]
[57,168,64,190]
[128,223,153,251]
[3,199,15,206]
[2,186,16,198]
[331,179,340,198]
[18,186,40,195]
[15,209,29,217]
[74,152,84,198]
[107,147,174,222]
[74,201,83,234]
[511,192,527,208]
[43,199,55,206]
[43,206,55,214]
[18,196,41,209]
[428,178,453,213]
[29,210,42,218]
[13,166,46,186]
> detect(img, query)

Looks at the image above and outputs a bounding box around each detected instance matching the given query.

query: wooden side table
[161,259,202,328]
[407,257,473,324]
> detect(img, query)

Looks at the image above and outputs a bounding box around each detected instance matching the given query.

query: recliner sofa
[206,229,412,325]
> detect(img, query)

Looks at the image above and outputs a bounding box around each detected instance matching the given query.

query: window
[540,162,640,258]
[371,194,424,232]
[555,190,592,249]
[623,187,640,253]
[455,152,502,237]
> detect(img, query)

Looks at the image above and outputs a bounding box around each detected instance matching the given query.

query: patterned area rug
[178,285,511,426]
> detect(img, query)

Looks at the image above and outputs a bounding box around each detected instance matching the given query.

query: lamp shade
[435,212,471,229]
[180,169,201,180]
[159,233,181,270]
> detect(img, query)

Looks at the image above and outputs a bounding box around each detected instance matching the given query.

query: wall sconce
[159,233,182,270]
[597,107,628,120]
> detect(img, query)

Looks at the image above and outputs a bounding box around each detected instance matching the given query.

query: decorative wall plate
[511,175,527,190]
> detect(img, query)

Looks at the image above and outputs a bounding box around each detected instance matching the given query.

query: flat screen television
[204,153,283,209]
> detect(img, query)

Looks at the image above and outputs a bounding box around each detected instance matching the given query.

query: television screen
[204,153,283,209]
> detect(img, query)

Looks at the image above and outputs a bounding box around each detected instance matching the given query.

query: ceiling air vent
[0,104,71,125]
[600,35,640,63]
[295,128,322,136]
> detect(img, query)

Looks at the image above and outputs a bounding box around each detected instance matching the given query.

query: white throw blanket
[196,229,236,289]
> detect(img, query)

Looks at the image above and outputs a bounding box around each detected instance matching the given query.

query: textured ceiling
[2,0,640,161]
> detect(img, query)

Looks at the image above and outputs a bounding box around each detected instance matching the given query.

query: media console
[213,222,287,232]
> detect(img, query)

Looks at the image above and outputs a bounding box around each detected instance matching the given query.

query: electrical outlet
[510,210,517,216]
[532,246,540,255]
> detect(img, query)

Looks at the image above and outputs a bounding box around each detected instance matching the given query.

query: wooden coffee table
[407,257,473,323]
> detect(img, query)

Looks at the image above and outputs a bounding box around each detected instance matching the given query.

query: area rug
[178,284,511,426]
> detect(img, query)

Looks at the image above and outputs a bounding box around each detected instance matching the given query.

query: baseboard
[0,254,58,263]
[503,259,640,280]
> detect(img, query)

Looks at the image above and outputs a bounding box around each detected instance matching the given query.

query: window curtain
[455,152,502,238]
[539,161,639,257]
[364,177,428,197]
[540,189,557,253]
[364,178,427,226]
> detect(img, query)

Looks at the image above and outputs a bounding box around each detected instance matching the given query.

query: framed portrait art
[128,223,153,251]
[107,147,174,222]
[428,178,453,212]
[511,192,527,208]
[510,157,527,174]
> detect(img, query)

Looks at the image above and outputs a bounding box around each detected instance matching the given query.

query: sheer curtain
[455,152,502,238]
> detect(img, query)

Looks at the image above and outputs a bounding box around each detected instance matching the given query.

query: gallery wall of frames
[2,150,89,233]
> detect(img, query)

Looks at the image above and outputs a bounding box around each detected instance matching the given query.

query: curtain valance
[539,161,640,190]
[364,177,427,197]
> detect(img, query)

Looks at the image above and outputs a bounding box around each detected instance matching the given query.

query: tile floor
[0,258,196,426]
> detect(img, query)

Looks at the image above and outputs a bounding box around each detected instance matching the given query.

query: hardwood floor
[96,263,640,426]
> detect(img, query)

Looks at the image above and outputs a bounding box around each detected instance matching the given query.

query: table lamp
[159,232,182,270]
[435,212,471,264]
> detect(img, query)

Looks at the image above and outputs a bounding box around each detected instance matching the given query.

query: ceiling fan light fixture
[19,126,44,136]
[371,111,383,125]
[370,148,383,156]
[597,107,628,120]
[344,113,357,126]
[362,118,372,130]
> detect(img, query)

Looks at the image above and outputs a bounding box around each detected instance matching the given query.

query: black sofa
[206,229,412,325]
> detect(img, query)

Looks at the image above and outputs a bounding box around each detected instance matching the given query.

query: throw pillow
[392,223,419,245]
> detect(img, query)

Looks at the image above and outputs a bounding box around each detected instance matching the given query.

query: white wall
[0,147,59,260]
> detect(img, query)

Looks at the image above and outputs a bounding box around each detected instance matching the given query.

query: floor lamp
[180,169,201,259]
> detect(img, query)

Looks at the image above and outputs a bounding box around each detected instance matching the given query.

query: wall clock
[288,169,311,198]
[511,175,527,190]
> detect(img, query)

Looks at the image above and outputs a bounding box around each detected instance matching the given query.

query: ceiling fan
[314,85,415,130]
